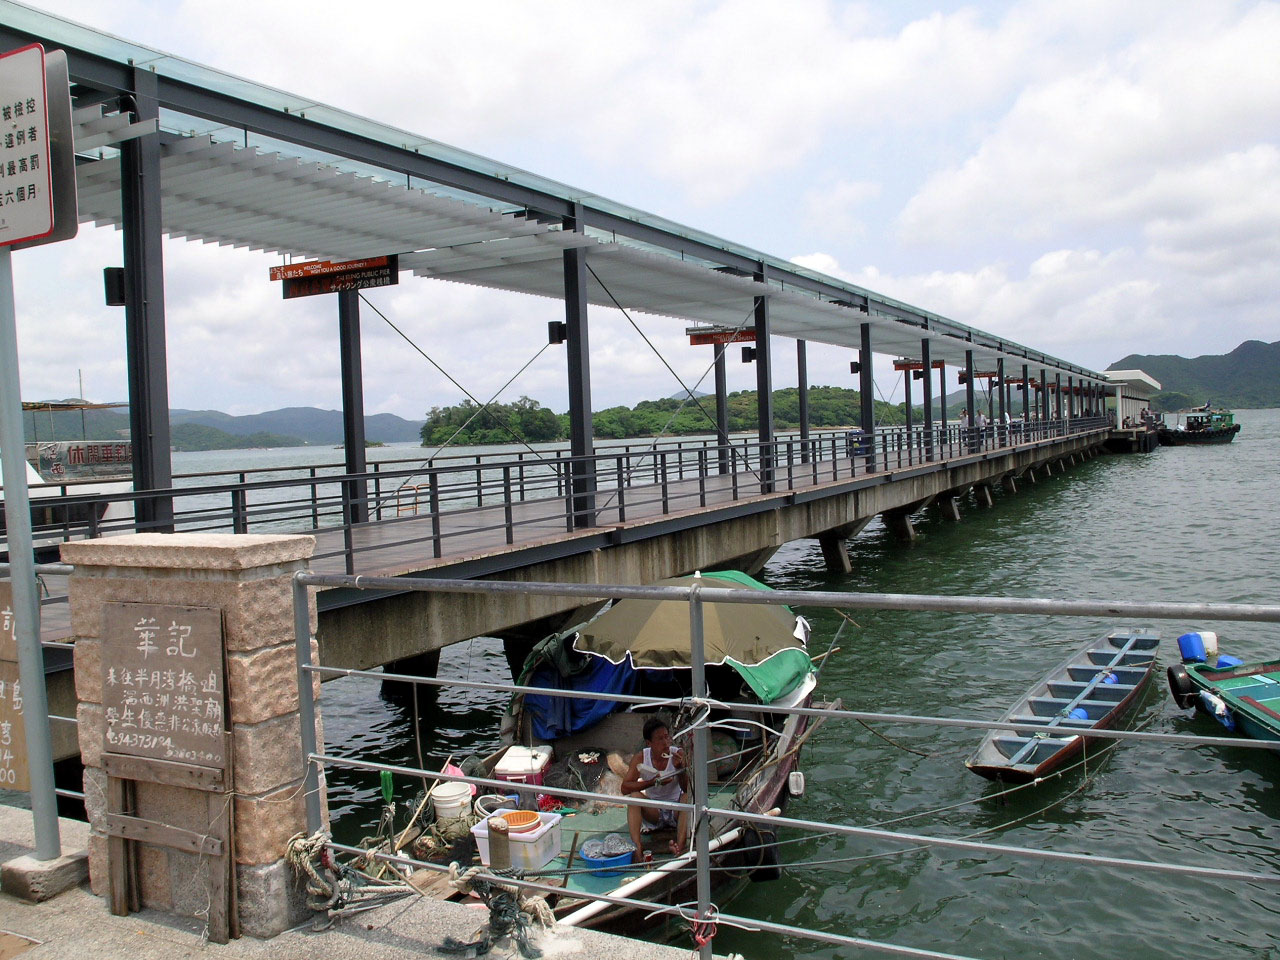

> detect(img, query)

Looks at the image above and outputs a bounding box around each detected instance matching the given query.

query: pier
[0,8,1188,959]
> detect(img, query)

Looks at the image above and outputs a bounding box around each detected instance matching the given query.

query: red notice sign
[270,255,399,299]
[689,329,756,347]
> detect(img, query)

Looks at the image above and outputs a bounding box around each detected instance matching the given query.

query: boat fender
[787,770,806,797]
[746,825,782,883]
[1167,664,1197,710]
[1198,691,1235,731]
[1177,633,1207,664]
[1216,655,1244,669]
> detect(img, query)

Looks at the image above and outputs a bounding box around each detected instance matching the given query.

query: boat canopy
[572,570,814,702]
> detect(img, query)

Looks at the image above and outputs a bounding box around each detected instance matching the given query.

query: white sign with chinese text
[0,44,54,247]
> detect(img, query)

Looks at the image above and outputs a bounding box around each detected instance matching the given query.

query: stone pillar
[62,533,319,939]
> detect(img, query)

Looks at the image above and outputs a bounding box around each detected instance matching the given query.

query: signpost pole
[0,247,61,860]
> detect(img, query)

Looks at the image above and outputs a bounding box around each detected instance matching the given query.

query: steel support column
[903,361,913,444]
[754,268,774,493]
[964,350,976,453]
[797,339,810,463]
[1022,364,1030,424]
[120,70,173,530]
[338,290,369,524]
[921,339,934,462]
[714,344,729,475]
[1055,373,1063,422]
[1041,368,1050,422]
[1066,376,1074,421]
[859,323,875,472]
[997,358,1006,424]
[563,238,595,527]
[939,363,948,433]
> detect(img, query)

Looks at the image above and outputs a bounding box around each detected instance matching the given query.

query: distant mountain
[24,405,425,447]
[1108,340,1280,409]
[170,407,424,444]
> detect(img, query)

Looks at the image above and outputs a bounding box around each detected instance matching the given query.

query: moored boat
[1167,631,1280,744]
[1157,404,1241,445]
[483,570,837,933]
[966,629,1160,783]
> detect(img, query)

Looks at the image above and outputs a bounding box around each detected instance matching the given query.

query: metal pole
[921,340,934,462]
[0,248,61,860]
[796,339,809,463]
[688,585,712,960]
[292,574,323,834]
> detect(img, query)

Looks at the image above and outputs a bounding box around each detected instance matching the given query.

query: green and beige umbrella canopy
[572,570,809,671]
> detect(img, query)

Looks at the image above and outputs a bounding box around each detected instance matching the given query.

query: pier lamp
[547,321,567,344]
[741,346,756,363]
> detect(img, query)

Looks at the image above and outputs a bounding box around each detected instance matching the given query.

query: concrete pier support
[883,497,933,542]
[1004,474,1019,494]
[62,533,319,939]
[816,520,870,574]
[818,534,852,575]
[975,484,994,508]
[381,649,441,698]
[939,497,962,522]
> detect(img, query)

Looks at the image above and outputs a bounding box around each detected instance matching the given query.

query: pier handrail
[5,417,1111,577]
[290,571,1280,960]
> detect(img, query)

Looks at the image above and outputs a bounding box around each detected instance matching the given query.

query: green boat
[1167,632,1280,743]
[1157,404,1241,446]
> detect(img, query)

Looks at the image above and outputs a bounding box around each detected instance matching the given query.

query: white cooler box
[494,744,553,785]
[471,811,563,870]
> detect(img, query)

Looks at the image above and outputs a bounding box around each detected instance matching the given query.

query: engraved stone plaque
[0,660,29,791]
[102,603,226,770]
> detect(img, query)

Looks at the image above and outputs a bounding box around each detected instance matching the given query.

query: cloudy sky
[10,0,1280,419]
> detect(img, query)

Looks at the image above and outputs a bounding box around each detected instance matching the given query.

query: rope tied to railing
[286,830,342,915]
[441,863,555,958]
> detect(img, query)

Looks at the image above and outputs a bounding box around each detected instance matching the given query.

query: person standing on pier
[623,718,690,859]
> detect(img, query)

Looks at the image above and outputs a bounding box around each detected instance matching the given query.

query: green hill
[1108,340,1280,410]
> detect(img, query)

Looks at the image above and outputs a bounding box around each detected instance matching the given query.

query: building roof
[2,1,1106,381]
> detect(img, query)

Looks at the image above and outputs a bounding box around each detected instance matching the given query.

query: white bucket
[1200,631,1219,661]
[430,781,472,821]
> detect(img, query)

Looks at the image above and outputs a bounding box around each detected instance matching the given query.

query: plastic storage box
[579,849,633,877]
[494,745,553,786]
[471,811,563,870]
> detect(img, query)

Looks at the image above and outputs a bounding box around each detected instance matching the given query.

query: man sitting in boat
[623,718,689,858]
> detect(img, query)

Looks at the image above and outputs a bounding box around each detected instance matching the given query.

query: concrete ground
[0,805,725,960]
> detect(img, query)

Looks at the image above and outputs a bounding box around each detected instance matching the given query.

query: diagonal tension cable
[585,261,763,485]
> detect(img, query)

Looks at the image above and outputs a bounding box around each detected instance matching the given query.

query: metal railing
[291,572,1280,960]
[5,418,1110,576]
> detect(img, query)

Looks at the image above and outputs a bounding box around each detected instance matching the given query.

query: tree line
[419,387,916,446]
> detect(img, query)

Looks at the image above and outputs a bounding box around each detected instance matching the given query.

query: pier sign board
[688,328,755,347]
[269,254,398,299]
[0,44,53,247]
[0,44,76,250]
[102,604,226,770]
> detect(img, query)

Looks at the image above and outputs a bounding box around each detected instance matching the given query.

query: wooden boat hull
[966,630,1160,784]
